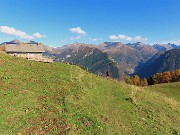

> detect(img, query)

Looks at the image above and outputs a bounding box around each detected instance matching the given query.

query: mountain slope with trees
[98,42,157,74]
[45,42,158,79]
[135,49,180,78]
[51,43,120,79]
[19,40,178,80]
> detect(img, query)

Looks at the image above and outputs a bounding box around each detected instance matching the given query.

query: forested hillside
[135,49,180,78]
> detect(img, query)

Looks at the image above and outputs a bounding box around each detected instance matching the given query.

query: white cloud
[172,40,180,44]
[0,26,33,39]
[33,32,46,38]
[69,36,81,40]
[109,35,119,40]
[92,38,98,42]
[89,37,103,42]
[109,34,148,42]
[0,26,46,40]
[69,27,87,36]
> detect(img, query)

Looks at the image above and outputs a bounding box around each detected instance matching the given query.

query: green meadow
[0,53,179,135]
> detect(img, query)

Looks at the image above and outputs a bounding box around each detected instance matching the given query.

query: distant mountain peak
[99,42,125,49]
[10,39,21,43]
[152,43,180,51]
[26,40,38,44]
[1,40,40,45]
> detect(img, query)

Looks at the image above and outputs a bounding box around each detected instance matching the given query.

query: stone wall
[7,52,53,63]
[8,52,43,59]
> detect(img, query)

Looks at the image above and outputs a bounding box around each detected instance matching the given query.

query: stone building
[5,43,45,59]
[0,41,53,62]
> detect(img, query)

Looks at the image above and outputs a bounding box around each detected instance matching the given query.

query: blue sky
[0,0,180,47]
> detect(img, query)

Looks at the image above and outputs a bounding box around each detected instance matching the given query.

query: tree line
[125,69,180,86]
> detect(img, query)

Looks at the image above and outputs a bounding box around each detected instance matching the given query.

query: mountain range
[153,43,180,51]
[55,43,120,79]
[1,40,180,79]
[43,41,180,79]
[98,42,158,74]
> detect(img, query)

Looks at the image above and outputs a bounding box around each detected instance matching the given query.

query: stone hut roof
[5,43,45,53]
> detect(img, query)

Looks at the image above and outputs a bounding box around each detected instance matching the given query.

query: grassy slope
[0,53,179,135]
[147,83,180,102]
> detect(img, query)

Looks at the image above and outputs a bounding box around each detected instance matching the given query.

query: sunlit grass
[0,53,179,134]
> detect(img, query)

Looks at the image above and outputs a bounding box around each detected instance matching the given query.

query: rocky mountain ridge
[1,40,180,79]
